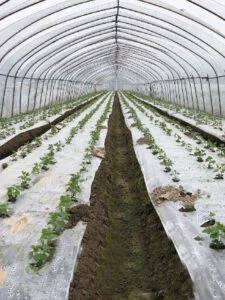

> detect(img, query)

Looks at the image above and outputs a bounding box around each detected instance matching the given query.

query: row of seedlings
[0,94,110,218]
[125,93,225,180]
[28,94,113,270]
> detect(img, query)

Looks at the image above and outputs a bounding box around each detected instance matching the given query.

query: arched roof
[0,0,225,90]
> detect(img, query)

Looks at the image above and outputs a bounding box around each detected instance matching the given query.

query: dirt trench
[68,93,193,300]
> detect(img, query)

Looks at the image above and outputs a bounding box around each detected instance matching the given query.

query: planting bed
[120,92,225,299]
[0,92,113,299]
[0,93,103,159]
[0,92,103,144]
[132,93,225,144]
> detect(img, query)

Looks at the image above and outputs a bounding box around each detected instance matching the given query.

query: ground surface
[69,94,193,300]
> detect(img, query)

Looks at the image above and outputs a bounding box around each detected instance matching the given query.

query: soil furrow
[68,93,193,300]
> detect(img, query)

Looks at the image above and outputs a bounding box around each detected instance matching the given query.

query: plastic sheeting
[0,1,225,116]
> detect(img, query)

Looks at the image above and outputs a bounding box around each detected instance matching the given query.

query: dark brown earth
[68,93,194,300]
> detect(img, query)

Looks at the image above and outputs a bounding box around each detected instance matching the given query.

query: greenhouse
[0,0,225,299]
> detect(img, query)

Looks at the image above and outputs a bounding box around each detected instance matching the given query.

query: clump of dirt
[151,185,200,207]
[92,147,105,159]
[99,125,107,129]
[66,204,91,228]
[69,94,193,300]
[136,137,150,145]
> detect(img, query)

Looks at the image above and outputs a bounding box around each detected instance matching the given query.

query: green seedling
[65,136,72,144]
[29,239,56,271]
[48,144,54,151]
[55,141,63,151]
[19,171,31,189]
[66,173,81,201]
[40,227,57,242]
[161,156,173,172]
[193,148,206,162]
[48,211,69,235]
[175,134,182,143]
[172,170,180,182]
[7,185,20,202]
[59,194,74,210]
[0,203,10,217]
[204,140,216,151]
[203,222,225,249]
[32,163,41,175]
[26,143,32,153]
[152,145,160,155]
[20,149,27,158]
[10,152,18,161]
[33,137,42,147]
[50,125,58,135]
[214,164,225,180]
[205,156,215,169]
[40,151,55,170]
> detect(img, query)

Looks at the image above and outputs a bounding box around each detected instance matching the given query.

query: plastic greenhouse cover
[0,0,224,79]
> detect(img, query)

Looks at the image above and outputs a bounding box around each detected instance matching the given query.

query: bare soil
[68,93,194,300]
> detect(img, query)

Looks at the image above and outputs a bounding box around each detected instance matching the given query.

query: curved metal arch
[1,2,224,75]
[136,0,225,39]
[43,41,179,83]
[58,49,172,82]
[3,28,115,114]
[55,34,188,82]
[0,3,116,64]
[70,58,160,84]
[6,16,115,76]
[32,32,198,82]
[18,9,219,85]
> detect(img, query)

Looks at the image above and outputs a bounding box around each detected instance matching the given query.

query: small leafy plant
[55,141,63,151]
[32,163,41,175]
[214,164,225,180]
[40,151,55,170]
[161,156,173,172]
[193,148,206,162]
[59,194,74,210]
[33,137,42,148]
[0,203,10,217]
[172,170,180,182]
[19,171,31,189]
[48,211,69,235]
[10,152,18,161]
[203,222,225,249]
[29,238,56,271]
[205,156,215,169]
[7,185,20,202]
[20,149,27,159]
[66,173,81,201]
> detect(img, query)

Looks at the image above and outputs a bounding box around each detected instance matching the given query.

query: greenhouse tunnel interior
[1,1,225,300]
